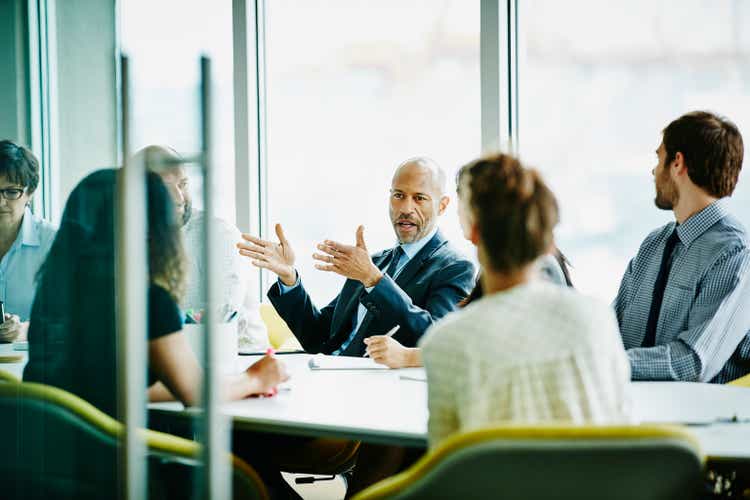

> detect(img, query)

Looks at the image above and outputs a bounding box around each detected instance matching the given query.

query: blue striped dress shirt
[614,199,750,383]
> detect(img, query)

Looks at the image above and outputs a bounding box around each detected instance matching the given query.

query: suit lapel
[393,231,447,289]
[329,250,393,337]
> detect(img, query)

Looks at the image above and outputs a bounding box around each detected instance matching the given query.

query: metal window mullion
[481,0,514,155]
[27,0,57,221]
[508,0,519,154]
[232,0,264,301]
[116,54,149,500]
[199,55,232,500]
[254,0,269,296]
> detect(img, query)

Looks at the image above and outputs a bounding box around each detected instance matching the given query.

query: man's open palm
[237,223,297,285]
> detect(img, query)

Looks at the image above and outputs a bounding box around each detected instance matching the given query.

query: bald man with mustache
[238,157,476,356]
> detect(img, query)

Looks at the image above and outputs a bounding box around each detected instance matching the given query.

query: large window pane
[519,0,750,301]
[266,0,480,302]
[121,0,236,222]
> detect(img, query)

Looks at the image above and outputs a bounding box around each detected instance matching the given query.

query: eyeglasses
[0,188,25,201]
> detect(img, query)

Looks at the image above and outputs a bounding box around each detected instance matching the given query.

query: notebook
[308,354,389,371]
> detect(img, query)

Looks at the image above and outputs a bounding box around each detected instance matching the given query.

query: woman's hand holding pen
[245,349,289,396]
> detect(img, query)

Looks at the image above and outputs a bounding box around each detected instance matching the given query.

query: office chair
[0,379,268,500]
[353,424,704,500]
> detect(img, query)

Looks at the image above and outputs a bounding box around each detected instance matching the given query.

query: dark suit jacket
[267,230,476,356]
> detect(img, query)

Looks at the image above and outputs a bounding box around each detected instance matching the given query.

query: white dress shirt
[420,281,631,448]
[182,210,269,350]
[0,207,56,320]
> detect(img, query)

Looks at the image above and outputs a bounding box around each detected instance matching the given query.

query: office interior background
[1,0,749,497]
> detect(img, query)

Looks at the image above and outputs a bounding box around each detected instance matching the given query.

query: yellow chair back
[259,303,301,350]
[727,372,750,387]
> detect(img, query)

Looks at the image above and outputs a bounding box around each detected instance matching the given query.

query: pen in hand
[265,347,278,397]
[363,325,400,358]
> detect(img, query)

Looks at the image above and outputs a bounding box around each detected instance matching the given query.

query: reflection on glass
[519,0,750,301]
[265,0,481,302]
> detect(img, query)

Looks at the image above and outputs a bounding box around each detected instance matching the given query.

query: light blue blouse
[0,207,56,320]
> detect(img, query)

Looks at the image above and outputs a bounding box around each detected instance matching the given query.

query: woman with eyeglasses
[0,140,56,343]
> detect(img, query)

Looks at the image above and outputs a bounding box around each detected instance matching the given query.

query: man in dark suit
[238,157,475,357]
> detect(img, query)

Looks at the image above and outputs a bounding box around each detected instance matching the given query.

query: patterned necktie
[642,229,680,347]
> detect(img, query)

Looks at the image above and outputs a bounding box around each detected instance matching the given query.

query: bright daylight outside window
[518,0,750,301]
[265,0,480,302]
[120,0,236,222]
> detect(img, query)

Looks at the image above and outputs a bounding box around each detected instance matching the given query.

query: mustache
[394,214,418,223]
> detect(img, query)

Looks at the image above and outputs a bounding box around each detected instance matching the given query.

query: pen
[225,310,238,323]
[364,325,400,358]
[265,347,278,396]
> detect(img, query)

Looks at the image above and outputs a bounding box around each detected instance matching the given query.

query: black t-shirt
[25,282,183,419]
[147,284,184,383]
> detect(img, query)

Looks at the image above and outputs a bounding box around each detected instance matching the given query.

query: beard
[654,172,678,210]
[180,200,192,226]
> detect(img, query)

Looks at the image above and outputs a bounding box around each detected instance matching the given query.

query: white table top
[0,343,27,380]
[3,345,748,458]
[150,354,750,458]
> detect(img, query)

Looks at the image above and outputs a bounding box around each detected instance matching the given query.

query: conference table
[3,344,748,459]
[149,353,750,459]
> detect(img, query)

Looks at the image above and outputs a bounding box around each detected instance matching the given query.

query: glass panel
[121,0,236,222]
[518,0,750,301]
[120,1,239,497]
[265,0,481,302]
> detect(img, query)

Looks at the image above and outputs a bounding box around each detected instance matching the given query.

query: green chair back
[0,380,268,500]
[353,425,704,500]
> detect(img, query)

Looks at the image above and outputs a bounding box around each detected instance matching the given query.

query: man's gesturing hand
[313,225,383,287]
[237,223,297,286]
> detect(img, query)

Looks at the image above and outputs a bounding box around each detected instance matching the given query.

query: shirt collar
[397,226,438,260]
[675,198,730,247]
[19,206,41,247]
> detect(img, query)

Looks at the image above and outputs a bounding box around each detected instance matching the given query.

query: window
[518,0,750,301]
[120,0,236,222]
[265,0,480,302]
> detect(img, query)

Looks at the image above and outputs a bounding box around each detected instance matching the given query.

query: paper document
[308,354,390,371]
[12,341,29,351]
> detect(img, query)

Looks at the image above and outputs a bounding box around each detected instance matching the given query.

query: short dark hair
[662,111,744,198]
[0,140,40,194]
[458,153,559,274]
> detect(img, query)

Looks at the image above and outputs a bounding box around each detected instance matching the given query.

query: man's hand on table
[365,336,422,368]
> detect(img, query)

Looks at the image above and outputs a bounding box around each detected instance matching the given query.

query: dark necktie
[642,229,680,347]
[385,246,404,278]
